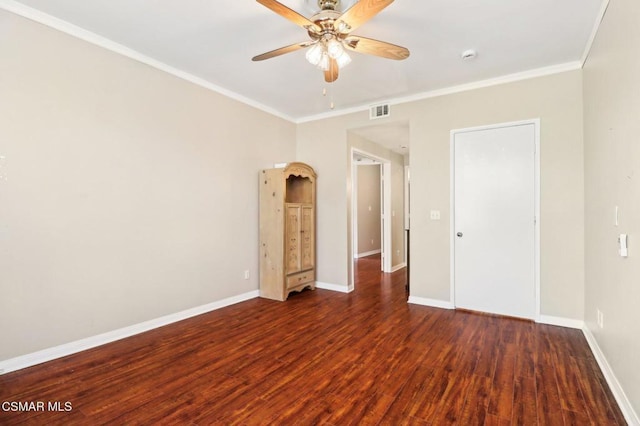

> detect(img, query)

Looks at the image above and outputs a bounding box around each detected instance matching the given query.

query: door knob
[456,232,463,237]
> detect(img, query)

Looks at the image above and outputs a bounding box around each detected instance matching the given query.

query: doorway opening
[347,122,409,291]
[351,148,392,289]
[353,157,382,262]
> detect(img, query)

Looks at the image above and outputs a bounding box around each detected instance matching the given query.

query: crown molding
[296,61,583,123]
[581,0,610,66]
[0,0,296,123]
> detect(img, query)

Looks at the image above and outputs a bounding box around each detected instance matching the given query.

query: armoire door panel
[285,204,301,273]
[301,205,314,270]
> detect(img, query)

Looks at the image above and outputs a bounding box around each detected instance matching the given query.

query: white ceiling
[3,0,603,124]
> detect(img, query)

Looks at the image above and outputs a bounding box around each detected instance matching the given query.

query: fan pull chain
[328,61,335,110]
[322,85,335,110]
[330,81,335,109]
[321,59,336,110]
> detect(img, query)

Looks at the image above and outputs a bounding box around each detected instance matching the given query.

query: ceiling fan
[252,0,410,83]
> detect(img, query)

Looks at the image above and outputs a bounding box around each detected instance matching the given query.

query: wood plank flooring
[0,255,626,425]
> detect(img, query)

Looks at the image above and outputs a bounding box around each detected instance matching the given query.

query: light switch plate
[430,210,441,220]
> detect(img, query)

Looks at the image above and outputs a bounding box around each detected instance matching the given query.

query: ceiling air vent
[370,103,390,120]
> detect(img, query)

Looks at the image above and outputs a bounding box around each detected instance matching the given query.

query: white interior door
[453,123,536,319]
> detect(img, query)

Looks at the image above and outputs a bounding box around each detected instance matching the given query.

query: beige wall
[583,0,640,414]
[298,70,584,319]
[0,11,296,360]
[356,165,381,256]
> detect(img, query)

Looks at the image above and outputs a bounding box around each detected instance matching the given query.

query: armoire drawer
[286,270,314,289]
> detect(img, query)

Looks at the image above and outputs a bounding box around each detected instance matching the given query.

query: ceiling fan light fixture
[336,20,350,33]
[326,38,344,59]
[307,41,350,70]
[335,50,351,68]
[317,51,330,71]
[305,43,324,66]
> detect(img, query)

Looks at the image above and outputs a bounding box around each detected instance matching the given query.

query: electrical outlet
[244,270,250,280]
[371,239,374,245]
[430,210,441,220]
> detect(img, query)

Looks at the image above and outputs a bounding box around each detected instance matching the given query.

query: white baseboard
[0,290,259,375]
[408,296,455,310]
[537,315,585,329]
[315,281,352,293]
[354,249,381,259]
[582,326,640,425]
[391,262,407,273]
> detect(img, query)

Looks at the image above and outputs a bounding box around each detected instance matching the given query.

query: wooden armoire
[259,162,316,301]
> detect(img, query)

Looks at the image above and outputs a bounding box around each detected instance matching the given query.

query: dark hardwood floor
[0,255,626,425]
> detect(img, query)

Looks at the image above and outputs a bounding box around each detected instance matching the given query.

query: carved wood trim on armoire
[259,162,316,301]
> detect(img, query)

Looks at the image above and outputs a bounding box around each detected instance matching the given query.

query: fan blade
[344,35,409,60]
[324,58,339,82]
[256,0,320,32]
[252,42,314,61]
[336,0,394,33]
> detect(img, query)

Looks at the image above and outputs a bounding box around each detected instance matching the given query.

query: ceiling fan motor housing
[319,0,339,11]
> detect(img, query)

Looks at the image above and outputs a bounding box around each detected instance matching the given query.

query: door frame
[449,119,541,320]
[351,148,392,282]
